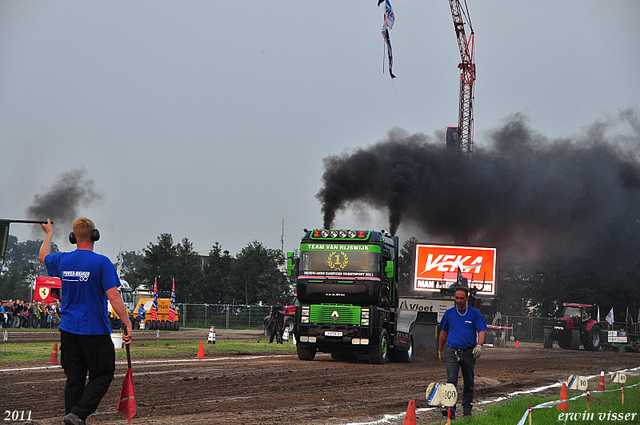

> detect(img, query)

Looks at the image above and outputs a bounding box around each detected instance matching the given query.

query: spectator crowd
[0,299,61,329]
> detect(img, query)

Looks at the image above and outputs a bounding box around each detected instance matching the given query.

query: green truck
[287,229,415,364]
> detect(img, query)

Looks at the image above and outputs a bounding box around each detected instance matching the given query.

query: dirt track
[2,329,640,425]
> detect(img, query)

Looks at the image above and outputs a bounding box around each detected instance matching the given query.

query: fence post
[183,303,186,328]
[226,304,230,328]
[530,318,533,342]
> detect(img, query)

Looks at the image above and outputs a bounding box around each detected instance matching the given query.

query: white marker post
[426,382,457,423]
[567,375,588,391]
[611,372,627,404]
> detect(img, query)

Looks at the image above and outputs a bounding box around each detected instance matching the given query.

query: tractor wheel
[569,328,580,350]
[297,345,316,361]
[543,328,553,349]
[369,328,389,364]
[558,336,570,349]
[584,326,601,351]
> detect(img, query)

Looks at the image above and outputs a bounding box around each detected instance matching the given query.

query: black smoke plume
[317,110,640,265]
[26,168,104,239]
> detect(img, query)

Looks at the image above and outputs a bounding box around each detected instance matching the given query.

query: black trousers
[445,344,476,414]
[60,330,115,421]
[269,321,284,343]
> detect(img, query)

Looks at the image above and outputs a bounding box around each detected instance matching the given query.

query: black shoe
[441,408,455,420]
[463,410,472,417]
[64,413,85,425]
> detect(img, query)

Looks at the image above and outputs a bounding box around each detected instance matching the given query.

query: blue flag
[168,278,176,322]
[151,278,158,321]
[381,0,396,79]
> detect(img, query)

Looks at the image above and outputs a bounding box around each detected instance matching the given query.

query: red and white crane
[446,0,475,156]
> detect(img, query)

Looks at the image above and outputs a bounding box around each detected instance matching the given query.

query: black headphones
[69,228,100,244]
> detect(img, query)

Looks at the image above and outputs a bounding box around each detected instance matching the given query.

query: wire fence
[176,304,272,329]
[169,306,637,336]
[499,316,636,343]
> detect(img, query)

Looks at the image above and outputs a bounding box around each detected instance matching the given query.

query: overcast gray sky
[2,1,639,261]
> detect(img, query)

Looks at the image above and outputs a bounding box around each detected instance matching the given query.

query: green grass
[0,339,297,363]
[426,378,640,425]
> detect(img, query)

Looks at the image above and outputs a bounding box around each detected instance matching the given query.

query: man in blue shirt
[438,286,487,419]
[40,218,132,425]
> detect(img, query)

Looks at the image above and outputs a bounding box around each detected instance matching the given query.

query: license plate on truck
[325,331,343,337]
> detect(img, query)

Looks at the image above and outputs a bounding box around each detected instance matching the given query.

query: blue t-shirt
[439,305,487,349]
[45,250,120,335]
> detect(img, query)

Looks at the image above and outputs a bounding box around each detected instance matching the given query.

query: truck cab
[288,229,413,364]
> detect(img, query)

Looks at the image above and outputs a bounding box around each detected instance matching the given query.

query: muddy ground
[2,329,639,424]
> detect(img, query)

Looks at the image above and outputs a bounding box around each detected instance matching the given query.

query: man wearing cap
[438,286,487,419]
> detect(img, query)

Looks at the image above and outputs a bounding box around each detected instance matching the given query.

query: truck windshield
[121,291,134,305]
[300,250,381,277]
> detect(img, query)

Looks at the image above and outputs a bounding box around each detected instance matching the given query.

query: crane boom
[447,0,475,156]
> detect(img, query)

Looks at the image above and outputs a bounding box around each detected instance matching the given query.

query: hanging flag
[605,307,614,326]
[626,307,634,329]
[168,278,176,322]
[151,278,158,321]
[596,305,600,323]
[380,0,396,79]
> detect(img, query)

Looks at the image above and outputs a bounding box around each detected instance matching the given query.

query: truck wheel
[369,328,389,364]
[569,328,580,350]
[396,334,414,363]
[584,326,601,351]
[543,328,553,348]
[174,321,179,331]
[297,345,316,361]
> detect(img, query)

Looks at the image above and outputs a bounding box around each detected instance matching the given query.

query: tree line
[3,233,639,319]
[397,237,640,321]
[0,233,293,306]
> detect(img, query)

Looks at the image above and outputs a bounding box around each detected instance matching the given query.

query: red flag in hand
[117,328,136,423]
[117,368,136,423]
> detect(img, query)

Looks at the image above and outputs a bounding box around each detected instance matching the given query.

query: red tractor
[543,303,602,351]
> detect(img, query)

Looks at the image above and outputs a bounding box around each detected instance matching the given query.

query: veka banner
[414,244,497,296]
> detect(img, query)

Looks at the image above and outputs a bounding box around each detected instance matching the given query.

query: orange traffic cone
[516,340,520,348]
[402,400,416,425]
[597,371,605,391]
[48,342,58,364]
[195,340,205,359]
[557,383,568,411]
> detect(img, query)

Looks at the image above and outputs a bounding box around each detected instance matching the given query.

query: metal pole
[7,219,52,224]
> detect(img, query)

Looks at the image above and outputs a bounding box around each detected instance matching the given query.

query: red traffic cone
[557,383,568,411]
[402,400,416,425]
[48,342,58,364]
[195,340,205,359]
[597,371,605,391]
[516,340,520,348]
